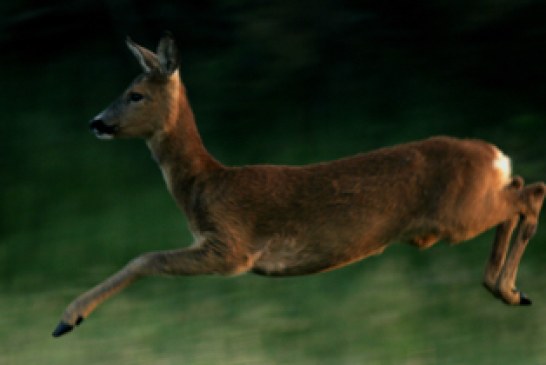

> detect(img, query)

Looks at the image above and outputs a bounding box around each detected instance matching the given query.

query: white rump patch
[492,148,512,186]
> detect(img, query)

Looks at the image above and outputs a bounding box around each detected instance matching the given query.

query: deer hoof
[519,292,532,306]
[52,316,84,338]
[52,321,73,337]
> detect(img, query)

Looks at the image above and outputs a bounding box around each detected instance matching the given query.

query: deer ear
[126,37,161,74]
[156,31,179,75]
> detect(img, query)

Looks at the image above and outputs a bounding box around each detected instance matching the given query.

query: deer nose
[89,118,105,131]
[89,119,118,138]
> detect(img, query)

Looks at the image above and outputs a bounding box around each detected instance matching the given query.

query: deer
[52,33,545,337]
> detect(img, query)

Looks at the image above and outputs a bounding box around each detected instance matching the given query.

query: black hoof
[519,292,532,306]
[52,316,84,338]
[52,321,74,337]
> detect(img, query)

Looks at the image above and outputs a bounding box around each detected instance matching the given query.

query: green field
[2,3,546,363]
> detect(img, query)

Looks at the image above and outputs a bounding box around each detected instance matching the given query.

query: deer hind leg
[491,182,545,305]
[483,215,519,294]
[483,177,523,295]
[52,240,254,337]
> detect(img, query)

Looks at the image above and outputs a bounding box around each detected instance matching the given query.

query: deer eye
[128,92,144,102]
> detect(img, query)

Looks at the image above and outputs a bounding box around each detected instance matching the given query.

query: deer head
[89,33,181,140]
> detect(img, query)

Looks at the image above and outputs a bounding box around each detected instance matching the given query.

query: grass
[2,239,546,364]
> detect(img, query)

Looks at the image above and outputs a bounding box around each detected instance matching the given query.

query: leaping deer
[53,33,545,337]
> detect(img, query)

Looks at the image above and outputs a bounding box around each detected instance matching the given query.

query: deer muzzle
[89,119,119,140]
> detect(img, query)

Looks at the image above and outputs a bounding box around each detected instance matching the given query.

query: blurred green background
[1,1,546,364]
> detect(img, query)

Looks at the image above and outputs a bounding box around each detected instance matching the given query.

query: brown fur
[53,34,545,337]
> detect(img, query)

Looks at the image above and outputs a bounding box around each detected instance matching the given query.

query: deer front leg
[52,240,253,337]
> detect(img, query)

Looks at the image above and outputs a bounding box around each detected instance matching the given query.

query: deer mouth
[89,119,119,139]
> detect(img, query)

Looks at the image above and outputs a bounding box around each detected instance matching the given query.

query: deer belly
[251,235,387,276]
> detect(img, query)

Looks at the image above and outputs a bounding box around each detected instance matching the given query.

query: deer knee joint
[127,252,166,276]
[510,176,524,190]
[518,183,546,217]
[521,223,538,241]
[532,183,546,200]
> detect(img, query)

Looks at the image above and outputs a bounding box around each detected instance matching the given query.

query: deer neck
[146,86,221,203]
